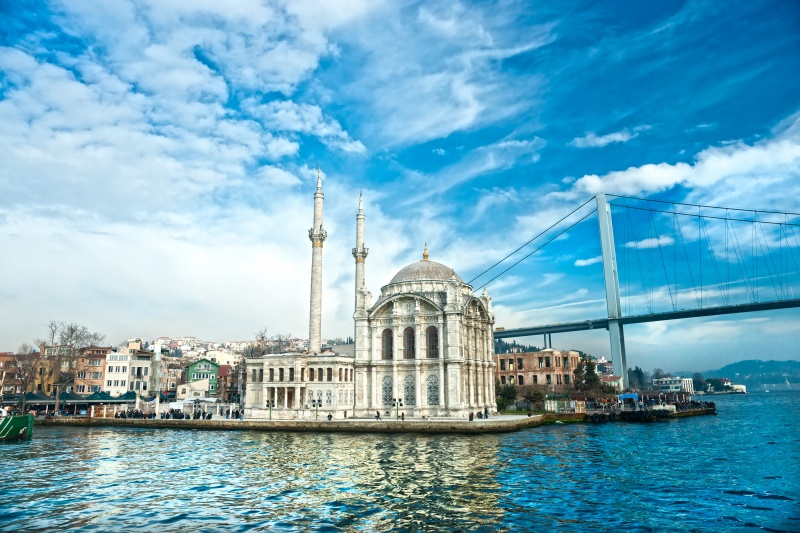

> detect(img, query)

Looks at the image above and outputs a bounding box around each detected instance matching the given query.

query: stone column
[308,168,327,354]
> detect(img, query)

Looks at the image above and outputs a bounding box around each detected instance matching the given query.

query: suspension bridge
[473,194,800,388]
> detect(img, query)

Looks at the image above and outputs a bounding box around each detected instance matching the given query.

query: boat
[0,413,34,441]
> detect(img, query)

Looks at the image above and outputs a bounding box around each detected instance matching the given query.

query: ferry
[0,410,34,441]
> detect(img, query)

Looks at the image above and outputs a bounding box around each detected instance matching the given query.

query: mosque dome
[388,245,464,285]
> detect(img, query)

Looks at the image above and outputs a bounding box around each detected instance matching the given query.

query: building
[601,374,624,392]
[495,349,581,391]
[653,376,694,394]
[185,359,219,397]
[104,350,130,397]
[73,347,110,394]
[245,175,496,419]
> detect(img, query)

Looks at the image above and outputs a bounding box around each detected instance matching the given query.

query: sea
[1,391,798,532]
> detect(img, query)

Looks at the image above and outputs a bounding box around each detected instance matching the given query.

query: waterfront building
[185,359,220,397]
[245,174,496,419]
[495,349,581,391]
[653,376,695,394]
[73,347,110,394]
[104,350,130,397]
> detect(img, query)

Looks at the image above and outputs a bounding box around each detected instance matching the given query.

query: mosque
[244,172,497,419]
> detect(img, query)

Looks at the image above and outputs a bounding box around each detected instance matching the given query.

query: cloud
[571,117,800,199]
[432,148,446,156]
[574,255,602,267]
[570,125,650,148]
[246,100,366,154]
[624,236,675,249]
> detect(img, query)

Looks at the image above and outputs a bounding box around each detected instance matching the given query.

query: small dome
[389,259,463,284]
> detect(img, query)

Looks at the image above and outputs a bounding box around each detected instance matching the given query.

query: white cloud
[571,129,635,148]
[247,100,366,154]
[624,236,675,249]
[432,148,446,156]
[574,255,602,266]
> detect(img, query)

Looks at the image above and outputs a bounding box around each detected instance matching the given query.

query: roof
[389,258,463,284]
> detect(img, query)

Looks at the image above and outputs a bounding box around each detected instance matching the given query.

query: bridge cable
[671,208,701,307]
[473,208,598,292]
[699,214,727,306]
[624,203,650,313]
[727,218,755,302]
[754,212,782,301]
[649,208,675,310]
[605,194,800,217]
[467,196,596,286]
[608,204,800,227]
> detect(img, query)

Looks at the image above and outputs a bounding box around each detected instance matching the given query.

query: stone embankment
[41,414,549,435]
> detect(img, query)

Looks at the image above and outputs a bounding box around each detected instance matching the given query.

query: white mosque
[244,172,497,419]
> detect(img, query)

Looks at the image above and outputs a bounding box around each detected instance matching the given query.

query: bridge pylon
[597,194,628,389]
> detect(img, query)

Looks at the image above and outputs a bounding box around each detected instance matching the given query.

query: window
[77,371,86,379]
[327,368,332,382]
[564,358,570,368]
[289,368,295,381]
[279,368,284,382]
[501,376,506,385]
[500,360,506,371]
[76,385,85,393]
[259,369,264,382]
[518,375,524,386]
[107,380,112,387]
[517,358,523,370]
[546,375,552,385]
[508,376,515,385]
[545,357,551,368]
[144,368,148,376]
[309,369,315,382]
[326,390,332,405]
[426,327,439,358]
[382,329,393,360]
[317,368,323,381]
[114,380,119,387]
[403,327,415,359]
[508,359,514,371]
[557,374,562,385]
[301,368,305,381]
[427,375,439,405]
[404,375,415,405]
[89,359,101,366]
[269,368,274,381]
[564,375,570,385]
[538,357,544,368]
[382,376,393,406]
[252,369,257,382]
[142,383,147,390]
[90,372,102,380]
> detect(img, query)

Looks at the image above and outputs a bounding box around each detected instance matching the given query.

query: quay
[38,406,715,434]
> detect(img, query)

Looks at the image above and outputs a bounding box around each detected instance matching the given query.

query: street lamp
[266,399,274,420]
[392,397,403,420]
[310,399,321,420]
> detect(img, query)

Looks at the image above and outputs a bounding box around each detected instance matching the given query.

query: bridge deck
[494,299,800,338]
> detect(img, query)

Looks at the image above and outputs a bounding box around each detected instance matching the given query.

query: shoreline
[36,408,714,434]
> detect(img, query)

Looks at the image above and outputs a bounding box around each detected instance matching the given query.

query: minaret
[352,191,368,310]
[308,167,327,354]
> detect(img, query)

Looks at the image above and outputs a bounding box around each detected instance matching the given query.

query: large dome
[389,258,463,285]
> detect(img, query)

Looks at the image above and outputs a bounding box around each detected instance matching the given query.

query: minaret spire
[353,190,368,309]
[308,167,327,354]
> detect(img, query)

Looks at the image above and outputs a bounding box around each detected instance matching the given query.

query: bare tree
[36,320,105,412]
[13,343,45,413]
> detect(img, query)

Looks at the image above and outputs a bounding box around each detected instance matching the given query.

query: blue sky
[1,0,799,372]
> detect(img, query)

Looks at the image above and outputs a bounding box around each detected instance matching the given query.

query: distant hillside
[701,360,800,389]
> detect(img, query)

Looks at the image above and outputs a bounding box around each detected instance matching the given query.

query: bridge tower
[596,194,628,388]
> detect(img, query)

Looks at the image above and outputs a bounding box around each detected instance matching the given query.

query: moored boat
[0,413,34,441]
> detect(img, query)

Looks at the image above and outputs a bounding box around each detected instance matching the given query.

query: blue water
[1,392,798,532]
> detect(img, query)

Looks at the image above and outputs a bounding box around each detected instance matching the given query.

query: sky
[1,0,799,373]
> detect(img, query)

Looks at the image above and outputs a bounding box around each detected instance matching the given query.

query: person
[375,410,381,420]
[484,407,489,419]
[469,412,474,421]
[327,413,333,421]
[400,412,405,421]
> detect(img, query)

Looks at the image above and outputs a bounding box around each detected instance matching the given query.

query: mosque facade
[244,174,496,419]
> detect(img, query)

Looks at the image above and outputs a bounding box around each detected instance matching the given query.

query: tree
[13,343,44,413]
[520,386,546,411]
[37,320,105,412]
[574,357,601,391]
[692,372,706,392]
[627,366,648,390]
[652,368,671,381]
[496,383,517,411]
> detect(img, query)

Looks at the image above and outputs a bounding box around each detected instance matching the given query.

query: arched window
[426,327,439,358]
[309,368,314,382]
[327,368,333,381]
[426,375,439,406]
[382,376,393,405]
[403,327,415,359]
[317,368,323,381]
[269,368,274,382]
[518,375,524,386]
[404,375,416,405]
[382,329,393,360]
[339,368,342,381]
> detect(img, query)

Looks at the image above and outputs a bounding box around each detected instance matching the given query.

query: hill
[700,360,800,389]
